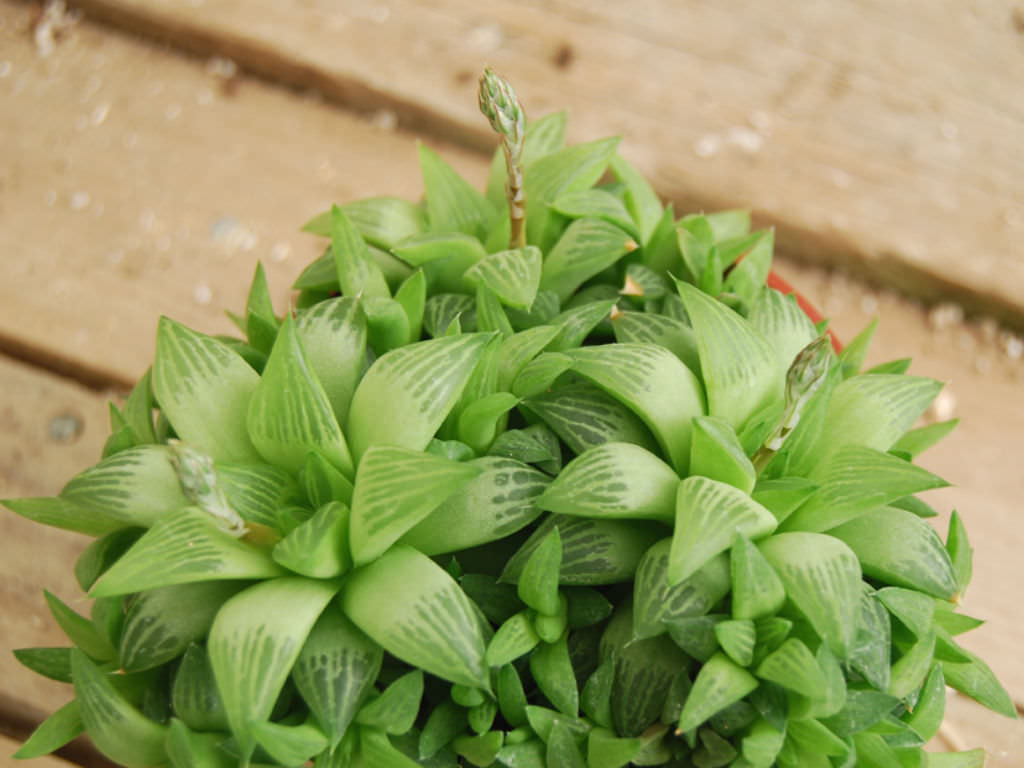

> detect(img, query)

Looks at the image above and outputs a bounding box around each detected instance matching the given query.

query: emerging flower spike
[168,439,248,537]
[479,67,527,248]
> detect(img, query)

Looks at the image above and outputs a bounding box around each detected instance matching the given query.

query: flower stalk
[478,67,527,248]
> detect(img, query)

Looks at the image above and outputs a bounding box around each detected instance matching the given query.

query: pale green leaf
[539,218,635,302]
[423,293,476,338]
[357,670,424,734]
[42,590,115,661]
[566,343,706,474]
[153,316,261,462]
[457,392,519,454]
[730,532,786,620]
[393,232,487,295]
[748,287,818,376]
[346,333,493,461]
[91,508,285,597]
[633,539,729,639]
[547,298,617,352]
[531,634,579,717]
[755,637,826,696]
[208,577,338,761]
[758,533,862,659]
[1,496,124,536]
[609,153,662,244]
[420,142,495,238]
[350,446,481,565]
[74,528,143,591]
[217,461,296,529]
[248,314,354,476]
[171,644,229,732]
[273,500,351,578]
[13,699,83,759]
[330,204,391,299]
[722,230,773,307]
[252,719,329,766]
[690,416,756,493]
[715,619,756,667]
[892,418,959,458]
[304,197,426,250]
[677,652,759,733]
[551,188,639,240]
[516,527,562,615]
[486,611,540,667]
[341,546,490,689]
[670,476,777,584]
[610,310,699,374]
[464,246,542,311]
[296,297,368,425]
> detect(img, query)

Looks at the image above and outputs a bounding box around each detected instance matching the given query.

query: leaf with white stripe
[330,205,390,300]
[551,188,639,240]
[669,477,777,584]
[349,446,482,566]
[216,461,296,529]
[496,325,561,390]
[464,246,542,311]
[749,288,818,374]
[676,280,783,433]
[247,315,354,477]
[759,532,863,659]
[611,310,699,374]
[565,343,706,474]
[58,445,188,528]
[341,546,490,690]
[296,297,368,425]
[90,508,285,596]
[609,153,662,243]
[524,382,661,456]
[303,196,427,250]
[420,142,495,238]
[346,333,494,461]
[539,442,679,523]
[153,316,261,463]
[540,218,635,303]
[208,577,337,762]
[547,299,619,352]
[273,500,351,578]
[292,604,382,749]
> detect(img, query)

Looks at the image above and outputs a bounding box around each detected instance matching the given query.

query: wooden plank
[0,733,79,768]
[0,0,488,388]
[0,2,1021,755]
[55,0,1024,331]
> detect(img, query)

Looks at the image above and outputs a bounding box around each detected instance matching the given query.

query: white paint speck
[91,102,110,126]
[827,167,853,189]
[0,62,11,78]
[467,23,503,52]
[106,248,125,265]
[206,57,237,79]
[860,294,879,314]
[974,355,992,374]
[140,209,156,232]
[727,126,764,154]
[74,115,88,131]
[353,3,390,23]
[693,133,721,158]
[157,235,172,252]
[196,87,214,106]
[271,241,292,262]
[1000,332,1023,361]
[940,122,959,141]
[124,132,139,149]
[930,389,957,421]
[45,189,57,207]
[193,282,213,305]
[165,103,182,120]
[69,191,90,211]
[928,302,964,331]
[93,201,105,217]
[369,109,398,131]
[748,110,773,134]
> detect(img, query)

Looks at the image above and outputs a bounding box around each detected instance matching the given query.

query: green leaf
[946,510,973,596]
[904,663,945,741]
[609,153,662,244]
[715,619,756,667]
[395,233,487,295]
[454,730,505,767]
[464,246,542,311]
[586,727,645,768]
[731,532,786,620]
[74,528,144,591]
[497,665,529,729]
[633,539,730,639]
[502,514,663,586]
[889,629,936,700]
[551,188,640,240]
[566,343,705,474]
[525,382,661,457]
[486,611,540,667]
[91,508,285,596]
[548,298,618,352]
[457,392,520,454]
[925,750,987,768]
[329,204,391,299]
[532,595,568,644]
[837,318,879,379]
[611,310,700,373]
[525,136,620,246]
[13,647,73,683]
[891,419,959,459]
[748,288,818,378]
[349,446,481,566]
[301,450,354,509]
[847,588,892,692]
[420,142,495,239]
[251,719,328,766]
[41,590,115,661]
[342,546,490,689]
[153,316,261,462]
[71,649,168,767]
[346,333,493,461]
[476,284,515,338]
[494,325,560,390]
[515,527,562,615]
[820,688,902,737]
[540,218,635,302]
[723,230,773,308]
[420,700,468,759]
[740,717,785,768]
[208,577,337,761]
[676,280,783,433]
[942,645,1017,717]
[829,507,958,599]
[539,442,679,523]
[305,196,426,248]
[360,727,424,767]
[677,652,759,733]
[273,500,351,578]
[365,296,413,354]
[690,416,757,493]
[811,375,944,475]
[758,533,862,659]
[118,581,245,672]
[60,445,190,528]
[247,314,354,477]
[120,368,157,444]
[670,476,777,584]
[400,457,549,555]
[530,633,579,717]
[781,445,949,533]
[357,670,424,734]
[755,637,826,696]
[295,297,368,425]
[292,605,382,749]
[506,289,561,331]
[422,293,476,338]
[215,461,295,530]
[1,496,124,536]
[171,644,229,731]
[874,587,935,638]
[13,699,83,759]
[511,351,573,399]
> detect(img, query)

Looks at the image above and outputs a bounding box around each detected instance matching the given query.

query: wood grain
[0,733,79,768]
[0,1,1021,758]
[58,0,1024,330]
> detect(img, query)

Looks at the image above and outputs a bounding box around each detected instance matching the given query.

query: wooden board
[0,733,78,768]
[0,1,1022,759]
[57,0,1024,331]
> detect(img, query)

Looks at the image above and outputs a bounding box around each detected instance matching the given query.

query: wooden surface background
[1,1,1022,765]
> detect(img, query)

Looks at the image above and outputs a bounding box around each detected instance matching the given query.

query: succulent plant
[6,69,1015,768]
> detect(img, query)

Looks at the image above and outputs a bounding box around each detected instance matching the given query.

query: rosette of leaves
[6,69,1015,768]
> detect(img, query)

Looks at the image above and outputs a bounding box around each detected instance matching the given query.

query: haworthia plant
[5,69,1012,768]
